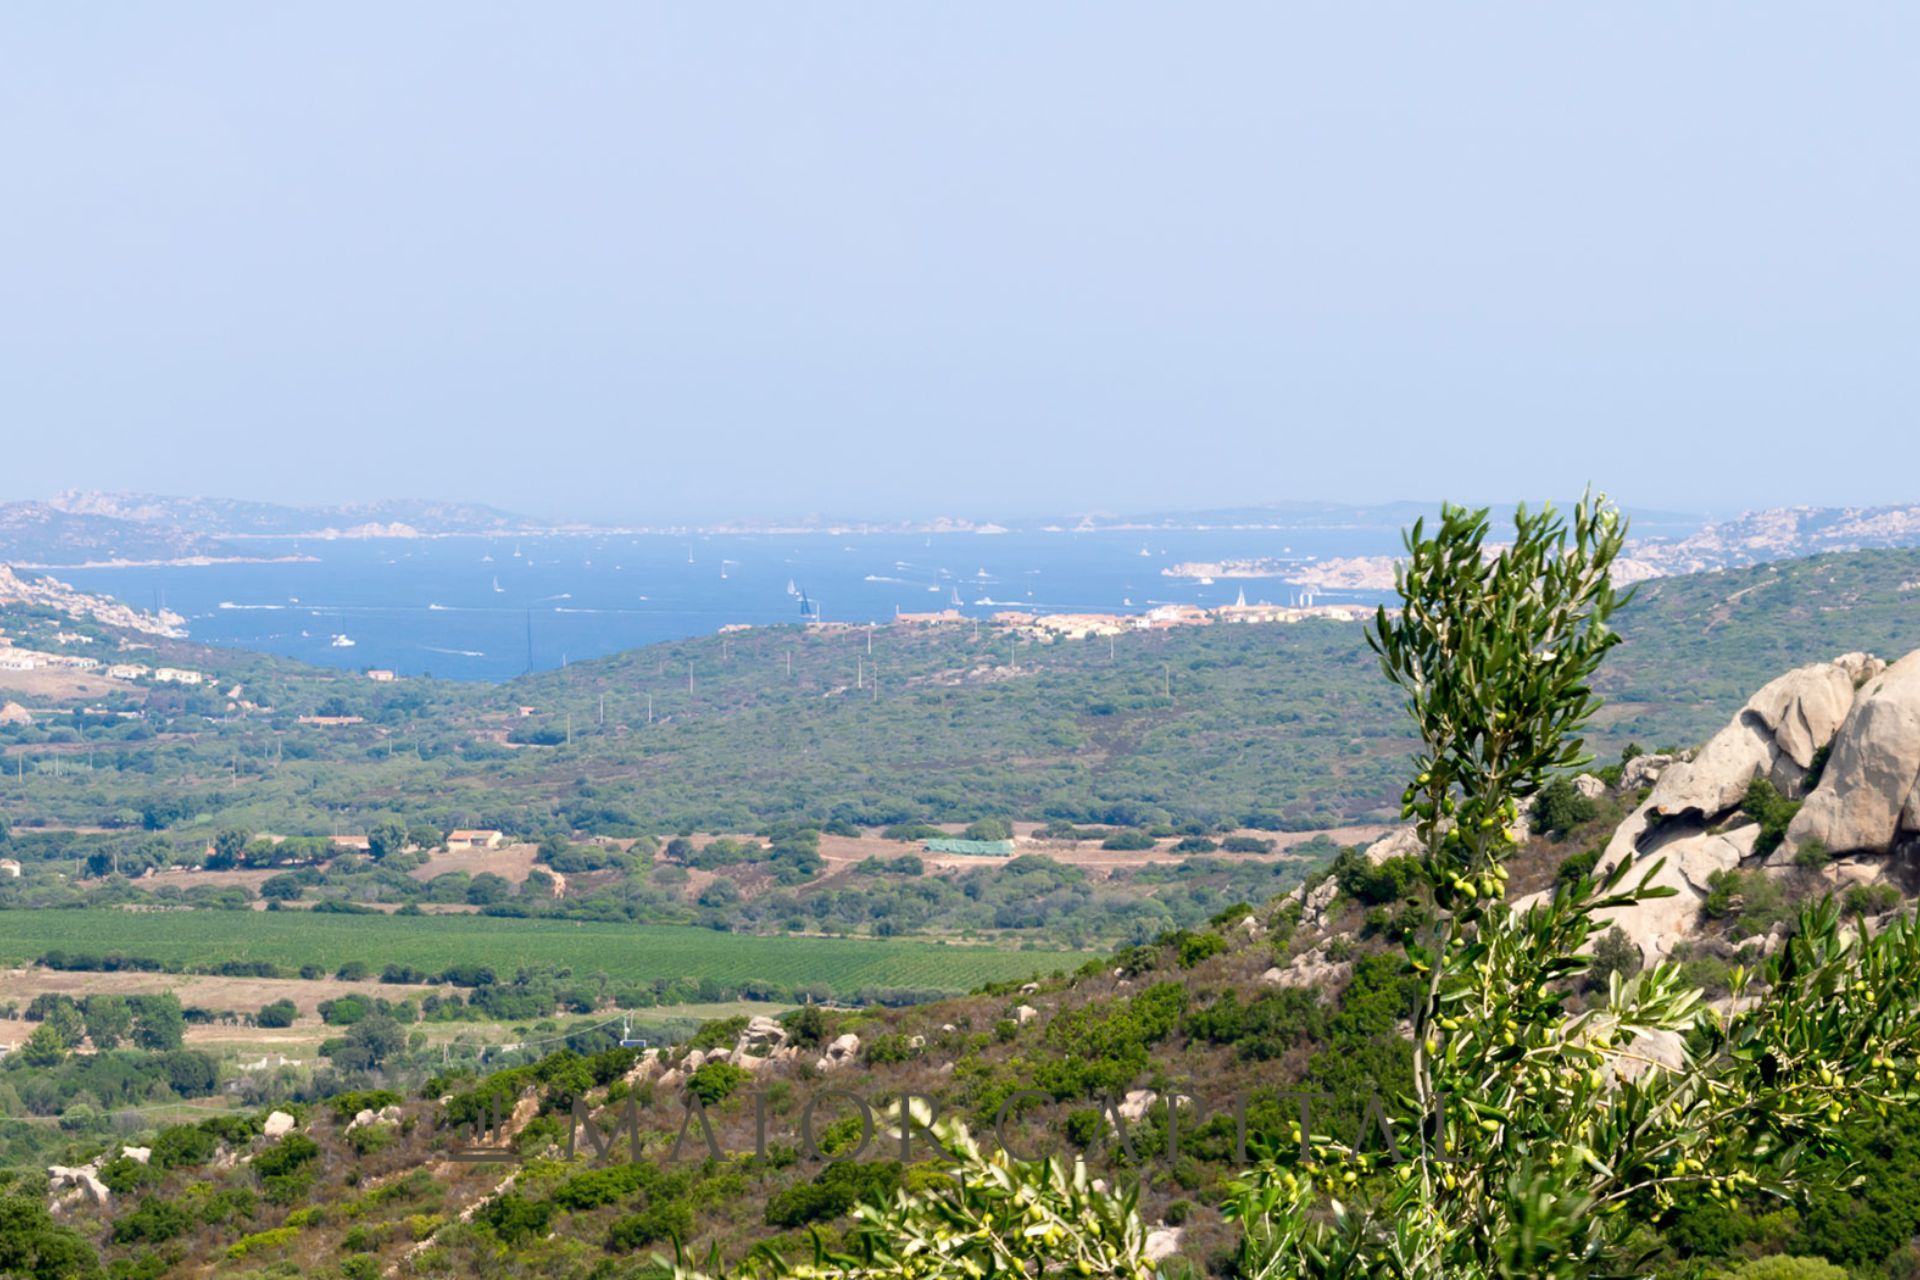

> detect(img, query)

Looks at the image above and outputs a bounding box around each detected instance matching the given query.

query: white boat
[786,578,799,597]
[331,635,356,648]
[1199,576,1215,585]
[492,576,504,593]
[950,588,963,606]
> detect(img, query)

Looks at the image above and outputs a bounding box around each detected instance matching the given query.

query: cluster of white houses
[0,646,202,684]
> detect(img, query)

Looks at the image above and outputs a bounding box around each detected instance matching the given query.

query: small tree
[81,995,132,1051]
[367,821,408,862]
[17,1023,67,1068]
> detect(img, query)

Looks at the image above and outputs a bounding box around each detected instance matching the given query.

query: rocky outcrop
[1596,825,1757,961]
[814,1033,861,1072]
[1145,1228,1186,1263]
[1621,753,1673,791]
[262,1110,297,1138]
[1645,658,1874,820]
[1788,652,1920,855]
[1589,650,1918,964]
[47,1164,112,1208]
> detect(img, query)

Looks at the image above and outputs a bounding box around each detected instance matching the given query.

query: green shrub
[1717,1259,1848,1280]
[1792,839,1830,871]
[1844,883,1901,919]
[608,1199,695,1251]
[686,1061,748,1105]
[1177,932,1228,968]
[1742,778,1803,857]
[1534,776,1599,837]
[765,1161,903,1228]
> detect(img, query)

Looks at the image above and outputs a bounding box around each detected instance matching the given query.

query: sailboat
[786,578,799,597]
[950,587,963,607]
[1234,587,1247,607]
[492,576,504,594]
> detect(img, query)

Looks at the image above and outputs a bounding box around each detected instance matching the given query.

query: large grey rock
[47,1165,111,1207]
[1621,753,1673,791]
[262,1110,296,1138]
[1145,1228,1185,1263]
[814,1032,862,1072]
[1595,824,1757,963]
[1366,826,1422,863]
[1649,659,1869,820]
[1789,651,1920,855]
[1746,662,1861,769]
[1572,774,1607,801]
[1609,1029,1688,1084]
[1295,875,1340,930]
[1266,948,1350,992]
[1647,716,1777,820]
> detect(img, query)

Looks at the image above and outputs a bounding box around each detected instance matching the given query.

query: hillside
[3,546,1919,843]
[10,642,1920,1277]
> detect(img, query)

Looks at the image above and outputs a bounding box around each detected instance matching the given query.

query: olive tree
[1224,496,1920,1279]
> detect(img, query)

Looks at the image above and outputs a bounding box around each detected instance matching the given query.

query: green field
[0,910,1092,998]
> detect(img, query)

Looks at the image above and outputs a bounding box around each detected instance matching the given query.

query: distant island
[1161,503,1920,591]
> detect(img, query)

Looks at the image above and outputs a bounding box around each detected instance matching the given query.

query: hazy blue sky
[2,6,1914,522]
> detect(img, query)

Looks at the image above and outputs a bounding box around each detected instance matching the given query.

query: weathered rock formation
[1594,650,1914,962]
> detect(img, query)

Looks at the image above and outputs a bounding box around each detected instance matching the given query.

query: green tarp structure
[923,837,1016,857]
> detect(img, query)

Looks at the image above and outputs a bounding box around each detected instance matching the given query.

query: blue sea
[54,529,1424,681]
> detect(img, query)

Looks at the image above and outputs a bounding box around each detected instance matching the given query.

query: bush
[765,1160,903,1228]
[1554,848,1601,890]
[686,1061,748,1105]
[257,999,297,1028]
[1100,829,1157,851]
[1221,836,1274,854]
[607,1199,695,1250]
[1792,839,1830,871]
[1588,926,1643,990]
[1742,778,1803,857]
[1717,1260,1849,1280]
[1334,848,1419,905]
[1534,776,1599,837]
[1844,883,1901,920]
[1177,932,1228,968]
